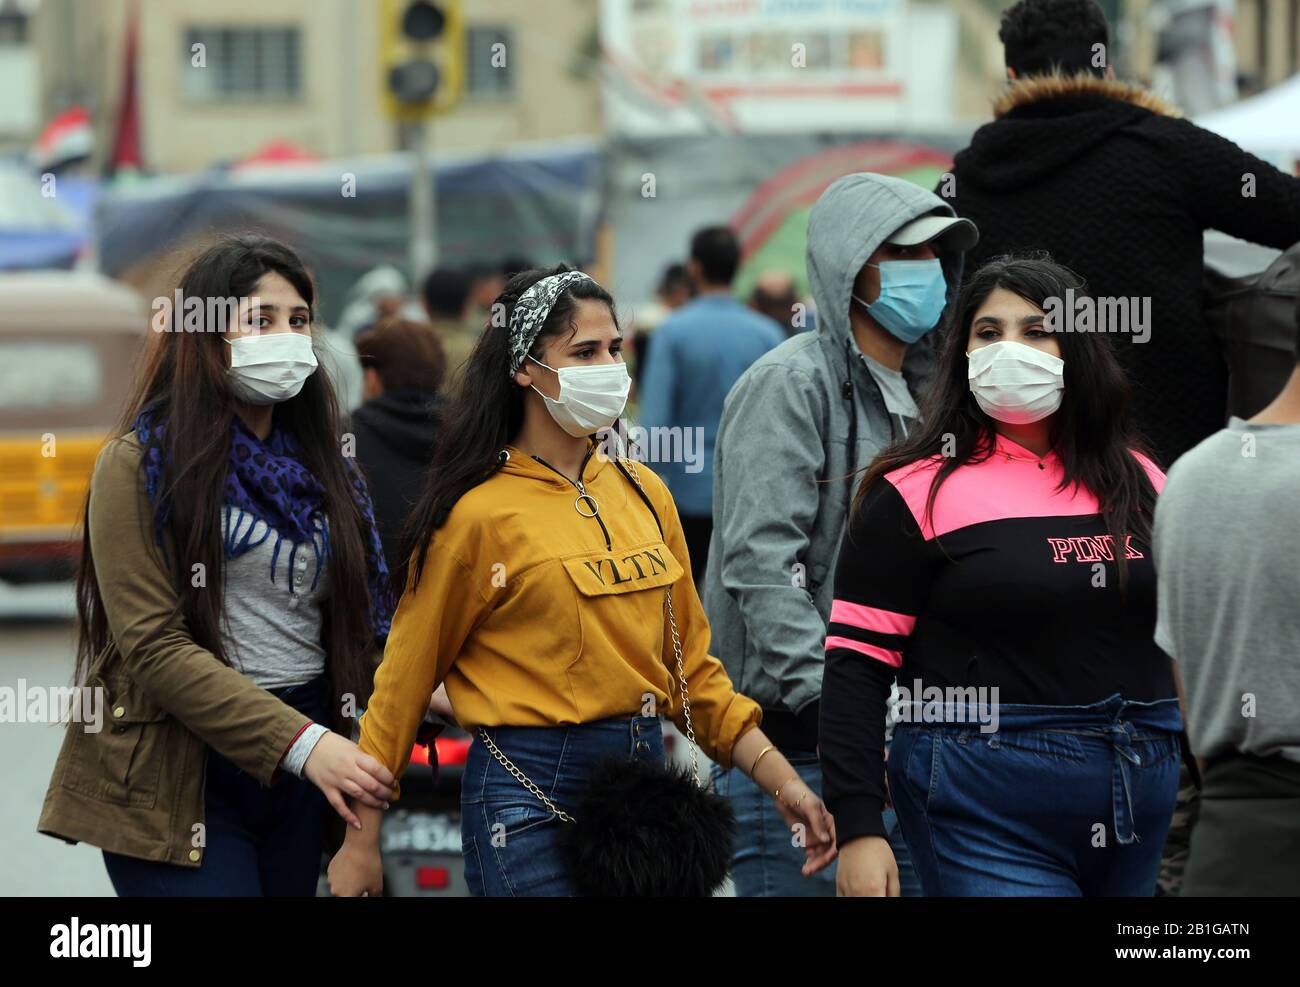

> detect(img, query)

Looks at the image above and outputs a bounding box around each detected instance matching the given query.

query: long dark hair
[852,253,1158,594]
[397,263,617,591]
[74,233,379,721]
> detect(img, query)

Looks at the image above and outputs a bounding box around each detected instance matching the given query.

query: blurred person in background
[946,0,1300,467]
[637,227,785,584]
[1151,295,1300,896]
[327,265,835,896]
[326,264,416,413]
[658,262,695,310]
[749,269,808,337]
[421,266,475,380]
[337,265,411,339]
[704,173,976,896]
[37,234,396,896]
[464,262,503,323]
[352,317,447,569]
[630,262,695,390]
[464,258,534,330]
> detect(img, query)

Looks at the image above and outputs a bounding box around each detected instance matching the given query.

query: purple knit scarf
[133,405,393,639]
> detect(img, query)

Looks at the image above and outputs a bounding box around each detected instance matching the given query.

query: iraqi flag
[31,106,94,172]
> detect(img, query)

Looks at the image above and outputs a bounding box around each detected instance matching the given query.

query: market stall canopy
[95,137,603,323]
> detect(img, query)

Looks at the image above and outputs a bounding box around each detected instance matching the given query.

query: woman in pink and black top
[821,255,1182,897]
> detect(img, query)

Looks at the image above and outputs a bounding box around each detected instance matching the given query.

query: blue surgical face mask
[852,258,947,343]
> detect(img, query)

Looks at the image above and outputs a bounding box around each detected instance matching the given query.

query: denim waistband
[893,692,1183,735]
[466,716,665,808]
[895,693,1182,845]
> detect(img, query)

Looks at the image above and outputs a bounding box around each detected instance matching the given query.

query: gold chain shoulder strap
[622,457,701,787]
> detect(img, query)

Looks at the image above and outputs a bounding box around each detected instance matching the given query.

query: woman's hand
[328,837,384,897]
[836,835,899,897]
[303,733,395,830]
[428,683,457,725]
[772,777,838,876]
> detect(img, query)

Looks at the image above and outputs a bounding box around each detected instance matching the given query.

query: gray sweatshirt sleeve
[713,363,828,726]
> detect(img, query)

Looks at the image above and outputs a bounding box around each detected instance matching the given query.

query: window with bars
[0,10,29,46]
[183,26,302,102]
[466,25,514,98]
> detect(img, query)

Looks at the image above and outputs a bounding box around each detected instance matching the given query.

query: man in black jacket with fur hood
[946,0,1300,467]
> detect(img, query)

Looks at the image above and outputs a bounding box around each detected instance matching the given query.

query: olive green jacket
[38,435,312,867]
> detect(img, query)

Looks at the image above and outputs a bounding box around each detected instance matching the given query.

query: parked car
[0,272,147,583]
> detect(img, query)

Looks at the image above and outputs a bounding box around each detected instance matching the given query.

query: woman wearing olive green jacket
[39,235,396,896]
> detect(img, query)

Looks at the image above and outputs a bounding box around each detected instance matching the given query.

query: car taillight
[408,735,470,768]
[416,867,450,890]
[434,736,471,766]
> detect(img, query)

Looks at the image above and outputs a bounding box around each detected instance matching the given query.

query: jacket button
[634,723,641,737]
[636,741,649,754]
[113,705,125,718]
[188,849,201,862]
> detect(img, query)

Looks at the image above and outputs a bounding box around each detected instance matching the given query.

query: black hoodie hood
[954,73,1182,193]
[351,390,443,461]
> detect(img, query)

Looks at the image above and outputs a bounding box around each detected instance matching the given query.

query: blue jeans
[711,749,922,896]
[103,677,330,897]
[888,694,1182,896]
[460,715,665,897]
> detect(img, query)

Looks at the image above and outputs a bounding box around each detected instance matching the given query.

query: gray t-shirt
[1153,417,1300,763]
[860,351,919,437]
[221,506,329,690]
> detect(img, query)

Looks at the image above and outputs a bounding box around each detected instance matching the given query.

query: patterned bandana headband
[506,270,597,378]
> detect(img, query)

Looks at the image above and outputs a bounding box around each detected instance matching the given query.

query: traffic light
[381,0,463,121]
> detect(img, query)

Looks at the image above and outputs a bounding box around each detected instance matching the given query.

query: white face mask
[967,340,1064,425]
[529,356,631,437]
[226,332,318,405]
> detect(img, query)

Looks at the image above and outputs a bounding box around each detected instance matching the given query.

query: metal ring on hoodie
[575,494,600,518]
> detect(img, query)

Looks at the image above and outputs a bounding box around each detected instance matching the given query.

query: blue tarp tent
[94,138,604,322]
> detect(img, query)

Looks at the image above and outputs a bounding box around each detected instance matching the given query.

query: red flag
[108,0,142,174]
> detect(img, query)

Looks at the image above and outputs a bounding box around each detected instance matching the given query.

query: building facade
[33,0,602,172]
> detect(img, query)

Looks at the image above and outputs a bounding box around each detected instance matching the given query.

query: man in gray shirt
[1152,310,1300,895]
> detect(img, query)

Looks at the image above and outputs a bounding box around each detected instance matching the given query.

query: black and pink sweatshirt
[819,430,1176,845]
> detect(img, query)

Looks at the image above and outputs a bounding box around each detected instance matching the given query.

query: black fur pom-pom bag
[557,754,735,897]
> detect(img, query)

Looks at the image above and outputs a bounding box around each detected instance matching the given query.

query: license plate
[381,810,461,855]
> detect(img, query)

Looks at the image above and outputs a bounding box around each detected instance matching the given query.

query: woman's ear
[514,367,533,388]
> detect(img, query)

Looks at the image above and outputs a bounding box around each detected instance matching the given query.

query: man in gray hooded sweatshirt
[703,173,977,896]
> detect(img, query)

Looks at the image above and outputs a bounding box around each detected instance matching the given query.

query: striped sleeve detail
[824,634,903,667]
[825,598,914,668]
[829,599,916,636]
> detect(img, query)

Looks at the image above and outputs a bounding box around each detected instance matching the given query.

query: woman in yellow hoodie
[329,265,836,896]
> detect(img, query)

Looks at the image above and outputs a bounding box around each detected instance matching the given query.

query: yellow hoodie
[358,441,762,797]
